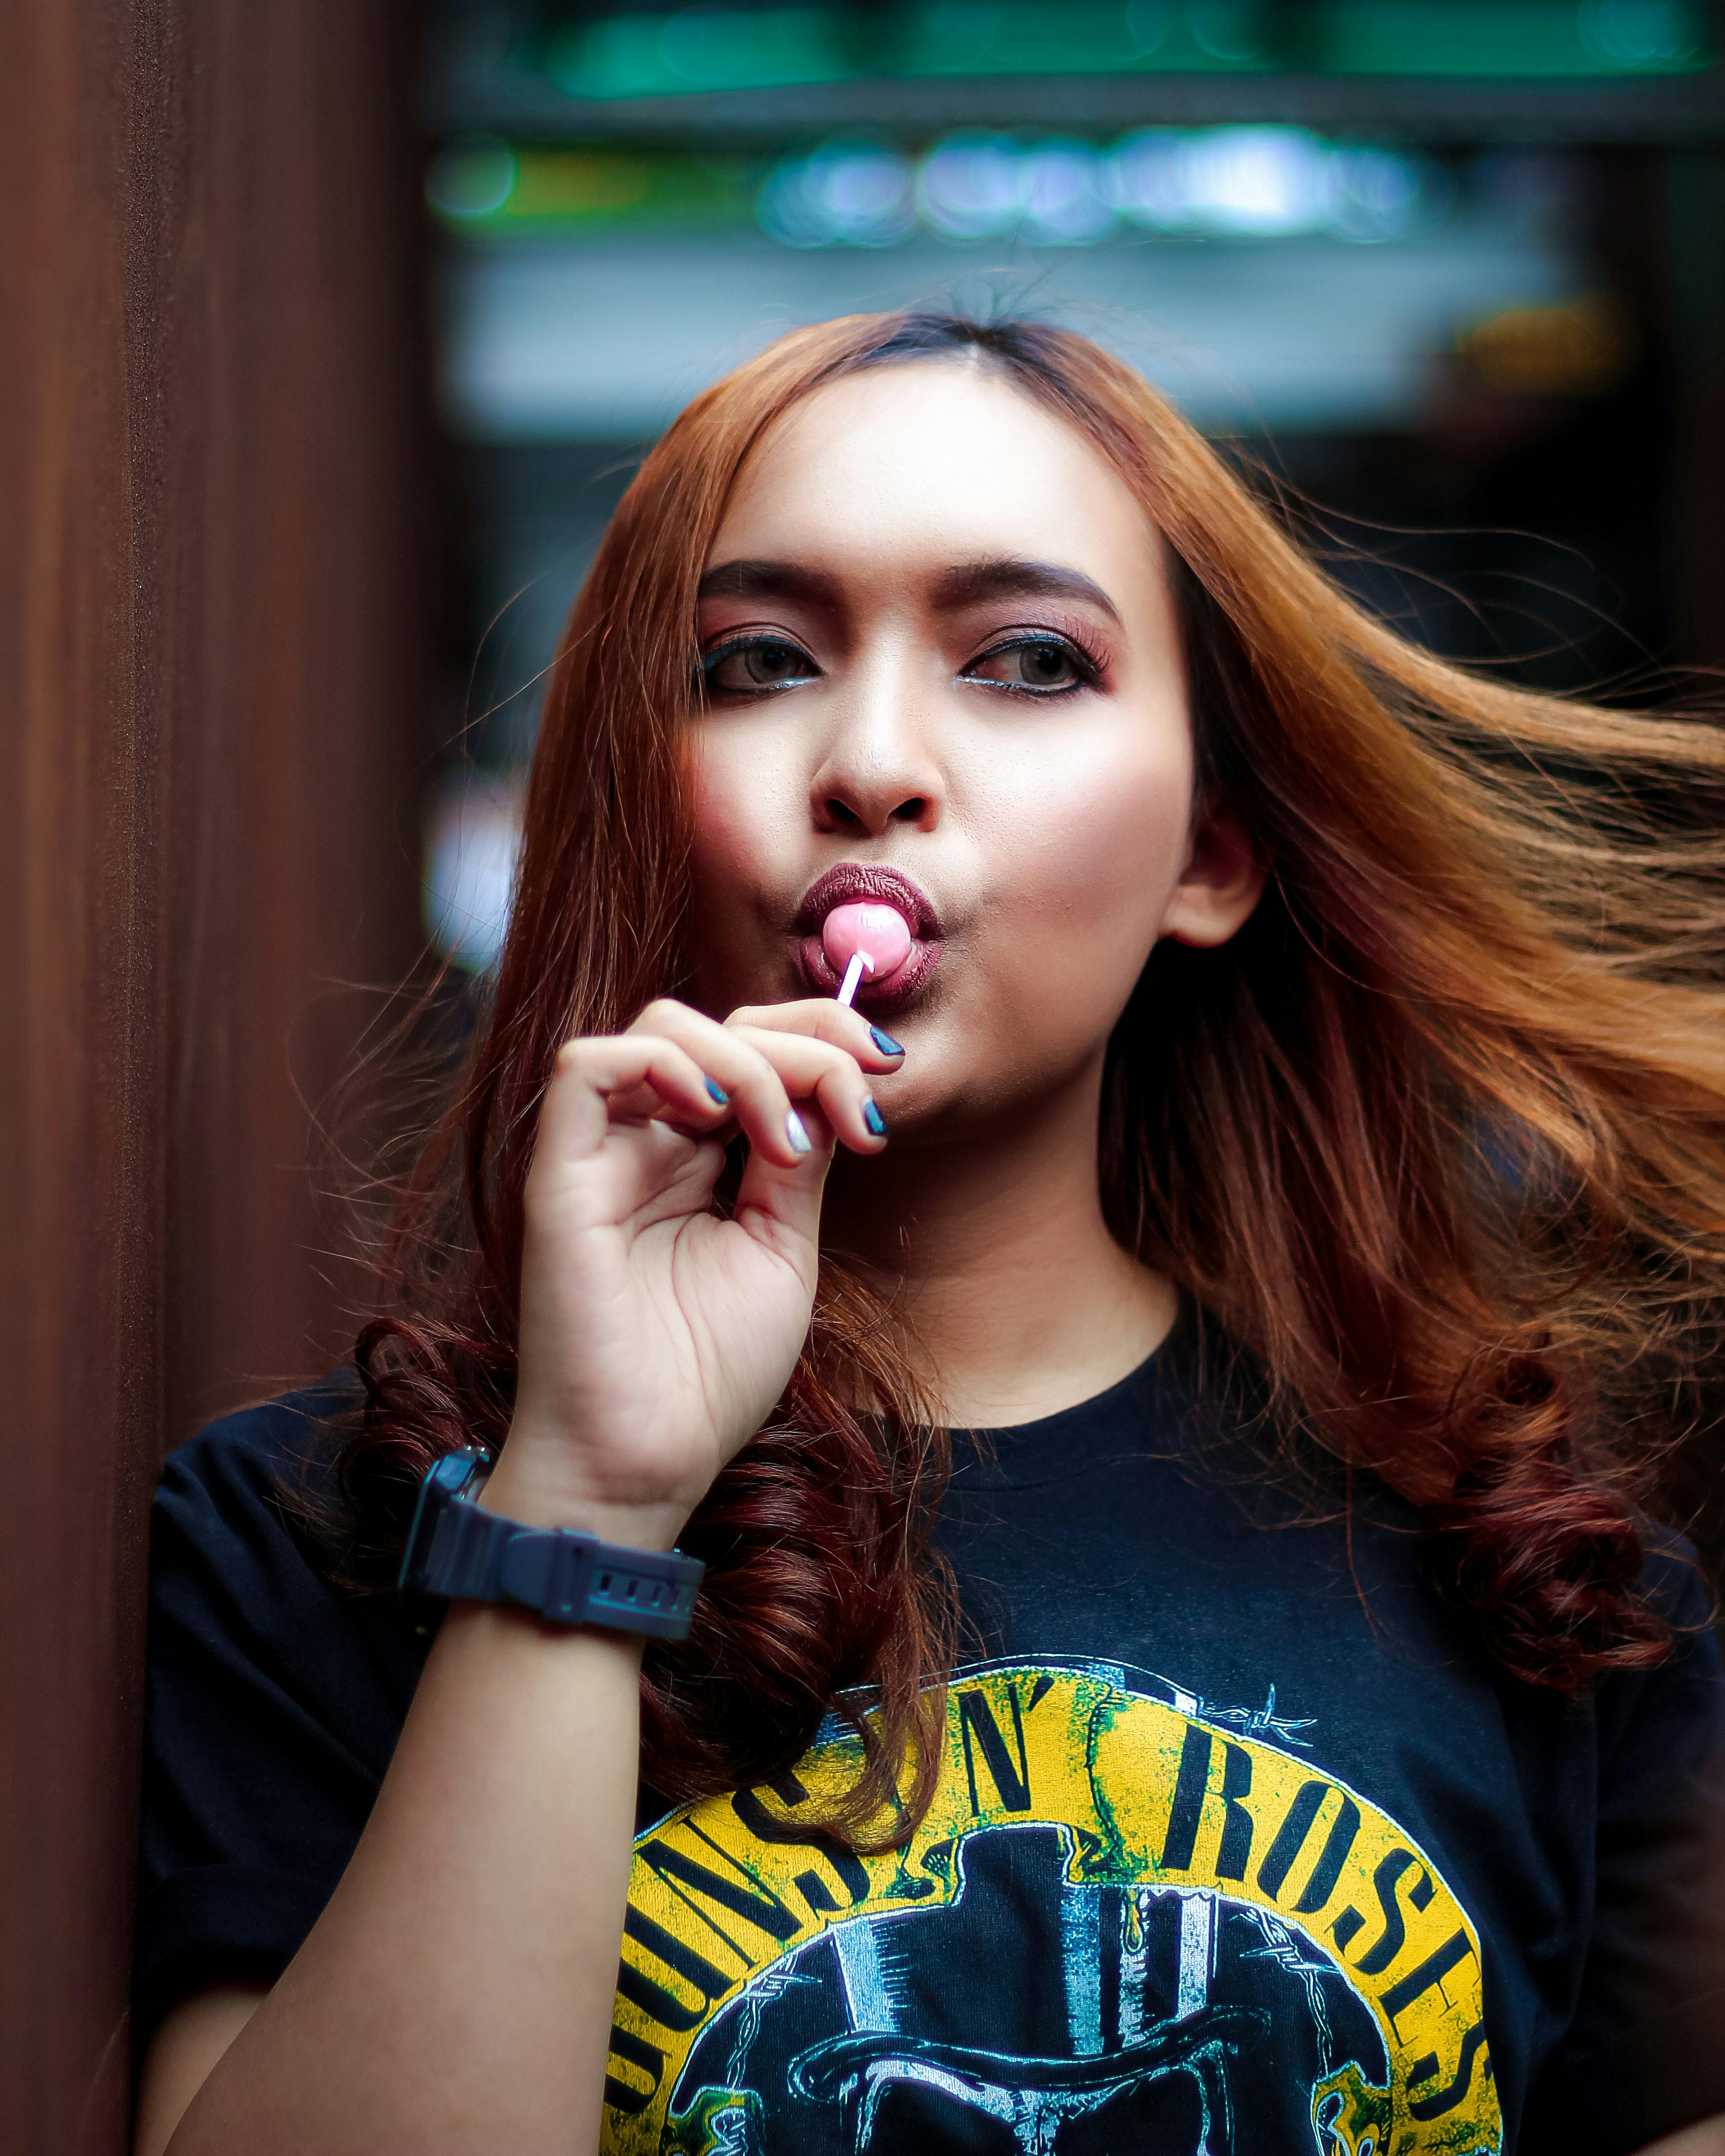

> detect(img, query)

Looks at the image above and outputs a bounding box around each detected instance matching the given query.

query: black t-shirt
[136,1322,1725,2155]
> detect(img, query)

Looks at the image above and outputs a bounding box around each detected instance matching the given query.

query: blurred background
[415,0,1725,976]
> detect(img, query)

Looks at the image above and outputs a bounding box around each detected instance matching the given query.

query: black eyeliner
[962,629,1104,694]
[697,632,820,698]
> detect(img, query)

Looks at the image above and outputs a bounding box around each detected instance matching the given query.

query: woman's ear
[1159,802,1266,949]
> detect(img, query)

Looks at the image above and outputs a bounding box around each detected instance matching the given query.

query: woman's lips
[791,864,946,1012]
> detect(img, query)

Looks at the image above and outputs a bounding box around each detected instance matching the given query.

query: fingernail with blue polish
[785,1111,812,1154]
[869,1027,906,1058]
[705,1077,729,1106]
[863,1098,887,1138]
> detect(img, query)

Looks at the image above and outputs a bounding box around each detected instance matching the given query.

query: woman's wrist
[476,1436,691,1554]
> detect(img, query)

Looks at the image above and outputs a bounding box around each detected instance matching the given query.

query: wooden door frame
[0,5,429,2147]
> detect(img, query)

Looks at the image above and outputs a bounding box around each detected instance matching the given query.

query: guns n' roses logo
[604,1661,1500,2156]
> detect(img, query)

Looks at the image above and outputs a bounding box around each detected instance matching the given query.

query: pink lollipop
[823,902,913,1003]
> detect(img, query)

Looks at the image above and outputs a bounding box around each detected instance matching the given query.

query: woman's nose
[809,670,945,838]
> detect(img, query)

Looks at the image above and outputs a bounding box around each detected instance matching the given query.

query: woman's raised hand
[482,997,903,1551]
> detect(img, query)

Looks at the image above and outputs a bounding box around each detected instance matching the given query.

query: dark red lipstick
[791,863,946,1014]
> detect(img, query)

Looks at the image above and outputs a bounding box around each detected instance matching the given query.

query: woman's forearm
[165,1603,643,2156]
[151,1000,858,2156]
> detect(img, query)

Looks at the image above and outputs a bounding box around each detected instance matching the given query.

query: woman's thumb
[731,1105,835,1269]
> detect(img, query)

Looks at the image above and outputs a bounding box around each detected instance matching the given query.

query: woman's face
[685,360,1260,1135]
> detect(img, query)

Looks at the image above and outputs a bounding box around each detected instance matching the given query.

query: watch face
[400,1453,478,1595]
[435,1452,483,1500]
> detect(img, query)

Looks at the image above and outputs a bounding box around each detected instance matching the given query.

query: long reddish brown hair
[348,310,1725,1838]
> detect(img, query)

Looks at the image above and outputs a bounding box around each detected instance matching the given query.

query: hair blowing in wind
[344,311,1725,1842]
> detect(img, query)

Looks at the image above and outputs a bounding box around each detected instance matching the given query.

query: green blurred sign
[526,0,1711,101]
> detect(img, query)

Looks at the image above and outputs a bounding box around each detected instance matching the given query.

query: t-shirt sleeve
[1521,1545,1725,2155]
[133,1388,429,2049]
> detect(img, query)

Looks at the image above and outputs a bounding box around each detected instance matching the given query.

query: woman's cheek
[687,787,755,904]
[688,725,796,892]
[986,728,1192,952]
[684,739,799,1001]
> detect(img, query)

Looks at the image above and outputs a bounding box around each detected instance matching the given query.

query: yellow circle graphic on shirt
[604,1660,1501,2156]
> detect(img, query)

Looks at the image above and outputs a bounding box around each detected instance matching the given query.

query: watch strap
[398,1449,703,1642]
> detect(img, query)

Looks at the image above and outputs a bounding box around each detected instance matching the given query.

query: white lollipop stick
[835,951,873,1008]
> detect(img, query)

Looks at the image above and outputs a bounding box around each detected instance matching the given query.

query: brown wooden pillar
[0,4,429,2149]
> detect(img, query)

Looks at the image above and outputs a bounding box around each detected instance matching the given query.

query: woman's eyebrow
[934,557,1123,625]
[696,558,841,606]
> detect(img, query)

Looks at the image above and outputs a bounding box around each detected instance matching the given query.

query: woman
[134,312,1725,2156]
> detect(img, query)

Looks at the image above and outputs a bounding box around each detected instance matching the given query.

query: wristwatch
[397,1447,704,1642]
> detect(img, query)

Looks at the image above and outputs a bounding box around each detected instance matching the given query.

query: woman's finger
[725,1025,889,1155]
[727,996,907,1073]
[625,1001,885,1162]
[608,1123,728,1232]
[730,1097,837,1263]
[532,1033,730,1194]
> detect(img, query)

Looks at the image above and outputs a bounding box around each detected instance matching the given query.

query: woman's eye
[701,637,819,697]
[964,636,1095,695]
